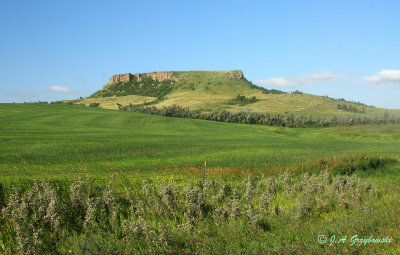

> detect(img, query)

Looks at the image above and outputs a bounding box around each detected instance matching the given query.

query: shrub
[0,182,4,209]
[227,95,258,106]
[89,102,100,107]
[291,90,303,94]
[0,169,394,254]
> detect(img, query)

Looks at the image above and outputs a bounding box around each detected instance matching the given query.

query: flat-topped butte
[67,70,400,117]
[107,70,244,85]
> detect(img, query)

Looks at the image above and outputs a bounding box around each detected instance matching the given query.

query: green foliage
[122,104,400,128]
[227,95,258,106]
[90,77,175,99]
[337,103,365,113]
[0,182,4,209]
[337,97,369,106]
[89,102,100,107]
[291,90,304,94]
[322,95,371,107]
[328,155,395,175]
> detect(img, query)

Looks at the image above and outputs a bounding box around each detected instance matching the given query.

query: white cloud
[256,71,345,88]
[363,70,400,88]
[47,86,75,93]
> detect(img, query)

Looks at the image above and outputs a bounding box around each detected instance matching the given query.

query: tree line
[337,104,365,113]
[119,104,400,128]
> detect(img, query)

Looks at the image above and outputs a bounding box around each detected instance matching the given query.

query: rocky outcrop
[108,73,133,84]
[107,70,244,85]
[137,71,178,82]
[108,71,178,85]
[226,70,244,79]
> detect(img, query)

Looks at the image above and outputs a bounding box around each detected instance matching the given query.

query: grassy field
[1,103,399,254]
[1,103,400,181]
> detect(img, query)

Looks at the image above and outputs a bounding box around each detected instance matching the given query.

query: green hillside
[67,70,400,117]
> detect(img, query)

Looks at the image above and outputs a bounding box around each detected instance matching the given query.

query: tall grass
[1,167,399,254]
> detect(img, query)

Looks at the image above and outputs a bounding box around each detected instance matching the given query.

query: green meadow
[1,103,399,180]
[1,103,399,254]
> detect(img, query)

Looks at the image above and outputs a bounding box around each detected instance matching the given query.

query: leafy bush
[89,102,100,107]
[291,90,304,94]
[227,95,258,106]
[337,104,365,113]
[0,182,4,209]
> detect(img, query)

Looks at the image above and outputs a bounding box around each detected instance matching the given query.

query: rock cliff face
[107,70,244,85]
[108,71,178,85]
[226,70,244,79]
[108,73,133,84]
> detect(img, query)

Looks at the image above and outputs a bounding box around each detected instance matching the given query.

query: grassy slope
[71,70,400,117]
[67,94,156,110]
[1,103,399,181]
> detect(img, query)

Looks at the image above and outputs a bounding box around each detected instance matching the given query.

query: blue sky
[1,0,399,109]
